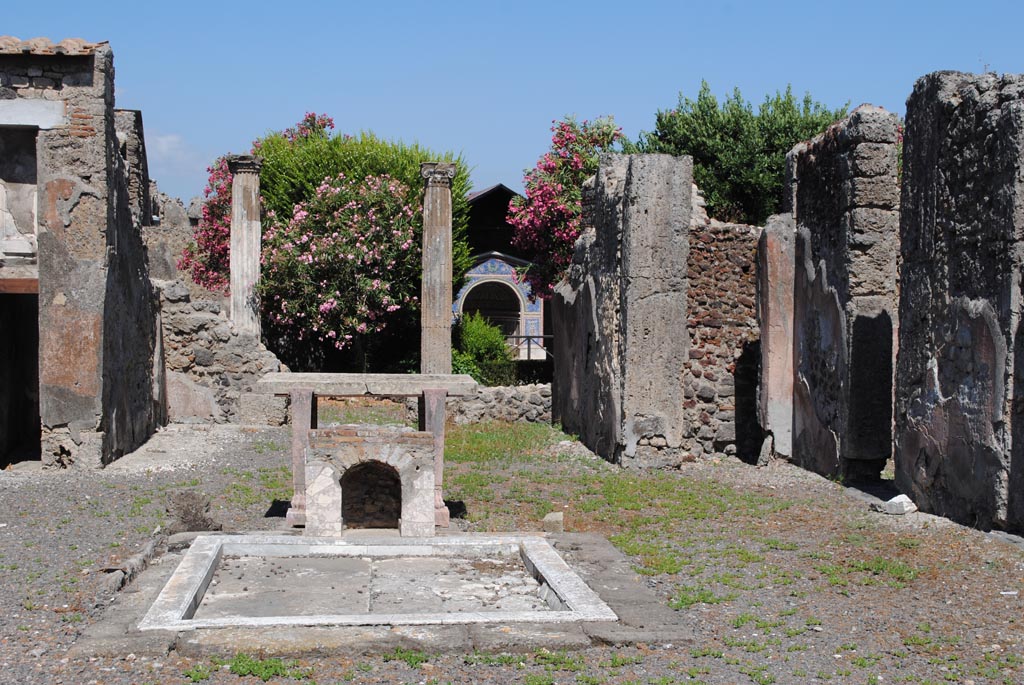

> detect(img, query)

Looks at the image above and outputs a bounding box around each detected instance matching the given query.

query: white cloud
[146,132,207,202]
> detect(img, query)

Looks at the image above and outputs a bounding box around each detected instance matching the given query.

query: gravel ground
[0,422,1021,685]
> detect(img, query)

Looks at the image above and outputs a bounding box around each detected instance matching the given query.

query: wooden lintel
[0,278,39,294]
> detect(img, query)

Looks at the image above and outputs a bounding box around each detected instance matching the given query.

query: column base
[434,504,451,527]
[285,507,306,527]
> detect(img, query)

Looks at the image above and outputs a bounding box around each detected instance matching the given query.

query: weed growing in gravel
[669,584,737,608]
[532,649,584,671]
[463,652,522,666]
[605,652,643,667]
[211,653,312,681]
[383,647,430,668]
[251,439,283,454]
[522,675,555,685]
[182,662,213,682]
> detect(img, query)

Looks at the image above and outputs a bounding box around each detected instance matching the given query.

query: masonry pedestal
[420,388,450,527]
[286,388,316,526]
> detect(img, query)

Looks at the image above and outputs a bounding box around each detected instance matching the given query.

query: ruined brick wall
[1,40,164,466]
[896,72,1024,531]
[789,106,900,480]
[553,154,691,467]
[449,383,552,424]
[101,113,165,462]
[156,279,283,423]
[144,184,222,302]
[113,109,150,227]
[683,201,762,460]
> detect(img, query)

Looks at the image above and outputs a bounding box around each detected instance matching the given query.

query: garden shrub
[452,312,516,386]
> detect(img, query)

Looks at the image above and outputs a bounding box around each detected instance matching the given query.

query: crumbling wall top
[0,36,106,56]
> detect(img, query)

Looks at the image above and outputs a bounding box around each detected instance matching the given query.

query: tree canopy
[637,82,847,225]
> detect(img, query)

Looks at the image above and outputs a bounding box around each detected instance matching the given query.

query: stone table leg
[420,388,450,527]
[286,388,317,527]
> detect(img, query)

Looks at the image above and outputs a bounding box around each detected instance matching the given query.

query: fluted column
[419,162,455,373]
[227,155,263,336]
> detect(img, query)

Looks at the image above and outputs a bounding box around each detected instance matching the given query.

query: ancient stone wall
[684,196,762,460]
[417,383,553,425]
[113,109,150,228]
[553,154,691,466]
[156,279,283,423]
[789,106,900,480]
[101,110,165,463]
[896,72,1024,530]
[0,39,164,466]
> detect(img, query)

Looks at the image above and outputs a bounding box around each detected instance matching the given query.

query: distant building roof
[0,36,105,56]
[467,183,521,203]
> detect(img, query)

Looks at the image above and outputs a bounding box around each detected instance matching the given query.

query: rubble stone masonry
[683,202,762,460]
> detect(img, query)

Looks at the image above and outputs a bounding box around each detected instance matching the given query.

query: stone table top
[253,372,478,397]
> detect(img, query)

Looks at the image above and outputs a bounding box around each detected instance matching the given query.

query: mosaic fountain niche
[139,423,616,632]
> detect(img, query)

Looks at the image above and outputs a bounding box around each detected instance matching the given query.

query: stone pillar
[553,154,691,467]
[227,155,263,337]
[420,388,450,527]
[419,162,455,374]
[789,106,899,482]
[287,388,316,527]
[756,214,796,459]
[896,72,1024,531]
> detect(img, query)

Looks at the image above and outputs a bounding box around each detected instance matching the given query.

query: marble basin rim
[138,533,617,631]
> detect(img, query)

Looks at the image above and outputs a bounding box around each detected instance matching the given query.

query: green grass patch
[211,653,311,681]
[383,646,430,668]
[669,585,737,609]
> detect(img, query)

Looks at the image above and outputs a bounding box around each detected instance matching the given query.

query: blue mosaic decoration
[454,256,536,314]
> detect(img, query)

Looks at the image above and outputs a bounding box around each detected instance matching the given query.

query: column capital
[226,154,263,175]
[420,162,456,188]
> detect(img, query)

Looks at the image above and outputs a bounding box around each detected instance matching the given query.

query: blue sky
[7,1,1023,202]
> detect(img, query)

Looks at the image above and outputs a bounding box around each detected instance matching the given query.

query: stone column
[287,388,317,527]
[419,162,456,374]
[227,155,263,337]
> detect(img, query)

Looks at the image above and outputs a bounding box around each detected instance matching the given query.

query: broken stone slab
[872,494,918,515]
[165,371,220,423]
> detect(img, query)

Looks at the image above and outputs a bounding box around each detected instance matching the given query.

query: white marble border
[139,534,616,631]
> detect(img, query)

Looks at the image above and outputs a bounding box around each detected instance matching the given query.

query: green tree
[637,82,846,225]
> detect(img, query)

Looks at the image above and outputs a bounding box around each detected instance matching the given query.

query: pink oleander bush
[259,173,419,352]
[178,156,232,292]
[507,116,623,299]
